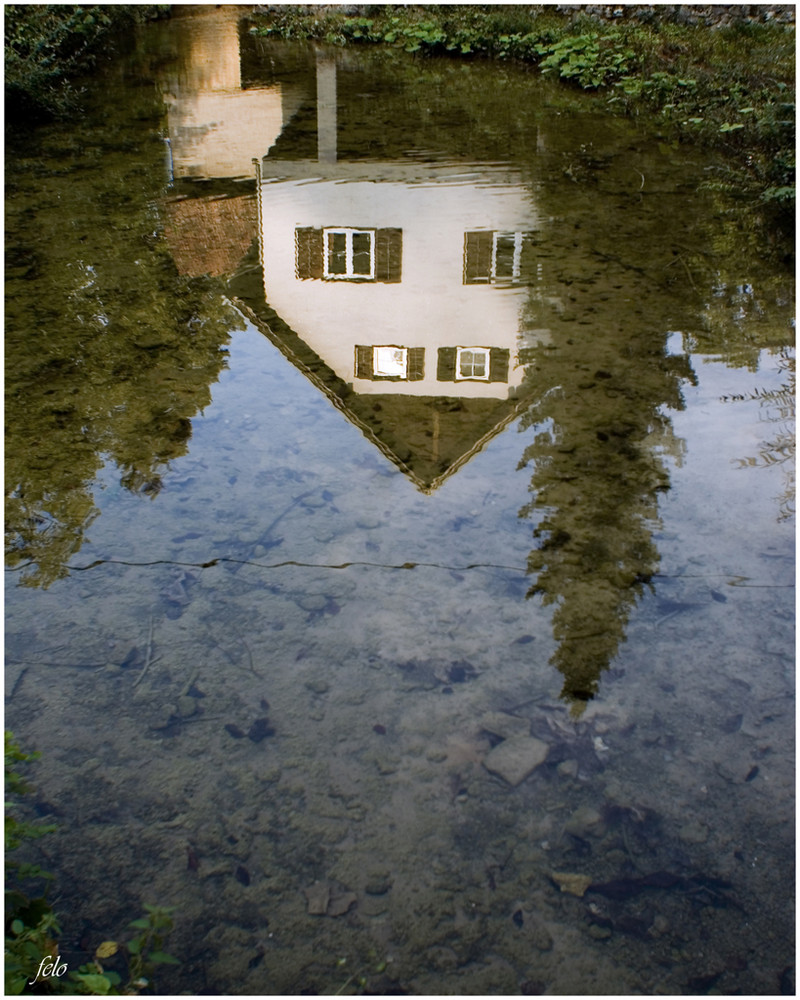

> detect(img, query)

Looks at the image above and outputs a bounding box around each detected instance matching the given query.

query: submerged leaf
[550,871,593,896]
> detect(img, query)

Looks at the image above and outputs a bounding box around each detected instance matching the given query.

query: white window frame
[323,228,375,280]
[373,346,408,378]
[455,346,490,381]
[492,231,524,281]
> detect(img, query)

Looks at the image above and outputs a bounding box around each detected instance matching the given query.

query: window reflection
[437,347,510,383]
[464,230,533,284]
[456,347,489,380]
[324,228,375,279]
[296,227,402,282]
[355,345,424,381]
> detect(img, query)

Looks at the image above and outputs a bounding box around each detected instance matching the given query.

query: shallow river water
[5,7,795,996]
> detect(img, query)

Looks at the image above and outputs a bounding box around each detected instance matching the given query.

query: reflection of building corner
[231,297,429,490]
[233,296,530,493]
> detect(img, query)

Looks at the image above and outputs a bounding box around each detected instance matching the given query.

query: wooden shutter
[295,227,324,279]
[407,347,425,381]
[463,231,493,284]
[437,347,457,382]
[375,228,402,283]
[355,345,374,379]
[519,232,537,284]
[489,347,510,383]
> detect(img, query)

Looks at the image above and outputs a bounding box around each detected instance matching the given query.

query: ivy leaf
[148,951,180,965]
[73,973,112,993]
[95,940,118,959]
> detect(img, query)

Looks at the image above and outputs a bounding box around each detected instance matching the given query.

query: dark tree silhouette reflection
[519,334,695,711]
[5,77,240,589]
[516,237,698,713]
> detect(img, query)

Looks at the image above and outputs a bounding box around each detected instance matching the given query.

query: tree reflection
[515,205,698,712]
[5,78,240,589]
[726,348,795,523]
[518,329,695,712]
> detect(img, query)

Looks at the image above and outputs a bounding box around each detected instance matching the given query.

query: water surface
[5,8,794,996]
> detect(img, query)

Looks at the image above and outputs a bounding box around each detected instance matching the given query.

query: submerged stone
[484,735,548,786]
[565,806,605,838]
[481,711,531,741]
[678,820,709,844]
[303,881,356,916]
[305,679,330,695]
[176,695,198,718]
[551,871,593,897]
[296,594,328,612]
[303,881,330,915]
[365,872,392,895]
[247,718,275,742]
[327,890,357,916]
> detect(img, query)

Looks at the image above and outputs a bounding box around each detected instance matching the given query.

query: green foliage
[5,731,62,995]
[5,902,63,995]
[762,185,796,206]
[4,4,169,119]
[5,732,56,861]
[62,907,178,995]
[126,906,180,982]
[5,67,239,589]
[613,70,698,102]
[535,31,637,88]
[248,5,794,214]
[5,732,178,994]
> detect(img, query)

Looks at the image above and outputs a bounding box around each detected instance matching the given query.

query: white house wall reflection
[260,173,537,399]
[160,15,545,489]
[258,52,538,405]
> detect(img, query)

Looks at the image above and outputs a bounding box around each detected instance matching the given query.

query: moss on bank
[4,4,169,121]
[247,4,794,218]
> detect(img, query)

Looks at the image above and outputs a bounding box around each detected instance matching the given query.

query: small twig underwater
[241,638,264,679]
[621,817,643,872]
[181,663,201,697]
[133,616,157,688]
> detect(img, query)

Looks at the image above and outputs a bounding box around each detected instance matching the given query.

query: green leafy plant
[5,731,61,994]
[4,4,169,120]
[126,906,180,983]
[5,732,178,994]
[65,908,178,995]
[535,31,637,88]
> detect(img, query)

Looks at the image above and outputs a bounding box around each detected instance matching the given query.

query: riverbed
[5,7,794,995]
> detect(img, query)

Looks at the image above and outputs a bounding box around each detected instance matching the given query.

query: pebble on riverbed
[484,735,549,786]
[303,880,357,916]
[176,695,198,718]
[364,871,392,895]
[247,717,275,742]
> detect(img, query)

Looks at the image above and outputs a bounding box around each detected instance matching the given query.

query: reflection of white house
[160,5,304,180]
[157,16,547,489]
[157,6,306,276]
[258,168,539,398]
